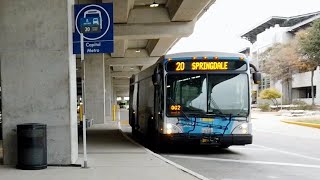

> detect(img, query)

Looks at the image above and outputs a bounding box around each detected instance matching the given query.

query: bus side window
[159,64,164,112]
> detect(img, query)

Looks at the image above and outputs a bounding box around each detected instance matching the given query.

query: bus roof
[164,51,246,59]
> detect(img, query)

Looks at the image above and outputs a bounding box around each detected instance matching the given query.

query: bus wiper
[208,97,224,115]
[208,111,235,120]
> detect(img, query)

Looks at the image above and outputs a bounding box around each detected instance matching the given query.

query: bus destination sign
[166,60,247,72]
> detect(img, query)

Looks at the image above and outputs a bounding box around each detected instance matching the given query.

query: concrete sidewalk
[0,122,200,180]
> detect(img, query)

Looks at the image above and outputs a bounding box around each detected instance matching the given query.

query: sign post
[73,3,113,169]
[80,32,88,168]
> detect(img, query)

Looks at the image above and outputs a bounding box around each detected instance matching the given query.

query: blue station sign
[73,3,113,54]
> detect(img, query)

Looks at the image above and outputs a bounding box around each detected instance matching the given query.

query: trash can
[17,123,47,170]
[0,122,2,140]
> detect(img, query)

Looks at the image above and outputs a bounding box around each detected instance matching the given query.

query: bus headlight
[232,123,250,134]
[165,123,182,134]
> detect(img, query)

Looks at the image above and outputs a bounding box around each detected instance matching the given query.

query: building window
[258,76,270,91]
[293,86,316,98]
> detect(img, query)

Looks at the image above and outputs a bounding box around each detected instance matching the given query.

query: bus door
[153,64,164,132]
[129,81,139,130]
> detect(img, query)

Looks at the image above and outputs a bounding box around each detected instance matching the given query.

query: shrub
[292,100,313,110]
[258,103,271,112]
[259,88,282,107]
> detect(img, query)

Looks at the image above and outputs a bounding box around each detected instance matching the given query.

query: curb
[281,120,320,129]
[117,122,210,180]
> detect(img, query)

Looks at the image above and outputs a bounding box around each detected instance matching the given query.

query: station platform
[0,121,201,180]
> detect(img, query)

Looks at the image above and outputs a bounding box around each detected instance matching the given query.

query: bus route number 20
[176,62,185,71]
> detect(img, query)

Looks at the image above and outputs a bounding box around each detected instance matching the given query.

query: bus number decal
[170,105,181,111]
[176,62,185,71]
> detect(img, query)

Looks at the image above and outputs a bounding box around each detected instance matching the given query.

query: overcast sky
[168,0,320,54]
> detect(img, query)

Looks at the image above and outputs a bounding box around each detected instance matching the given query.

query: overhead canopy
[241,11,320,43]
[77,0,217,96]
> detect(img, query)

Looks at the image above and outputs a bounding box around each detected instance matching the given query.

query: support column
[113,87,118,105]
[113,87,119,121]
[105,63,112,121]
[0,0,78,165]
[85,54,106,124]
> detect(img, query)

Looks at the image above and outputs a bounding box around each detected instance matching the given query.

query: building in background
[241,11,320,105]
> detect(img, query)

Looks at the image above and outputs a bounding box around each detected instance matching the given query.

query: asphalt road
[159,112,320,180]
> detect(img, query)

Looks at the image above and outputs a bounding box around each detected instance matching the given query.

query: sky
[168,0,320,54]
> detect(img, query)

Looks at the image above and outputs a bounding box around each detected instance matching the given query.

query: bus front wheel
[218,145,230,149]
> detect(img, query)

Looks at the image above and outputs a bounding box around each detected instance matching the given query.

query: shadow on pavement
[123,132,240,156]
[78,127,142,154]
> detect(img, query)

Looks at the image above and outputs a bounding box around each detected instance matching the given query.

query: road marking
[252,144,320,162]
[253,128,320,140]
[168,155,320,169]
[230,147,267,151]
[118,122,211,180]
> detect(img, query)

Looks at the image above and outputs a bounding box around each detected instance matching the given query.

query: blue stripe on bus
[177,117,234,135]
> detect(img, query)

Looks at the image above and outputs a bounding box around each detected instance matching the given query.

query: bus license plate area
[200,127,218,145]
[200,138,211,144]
[200,137,220,145]
[200,137,219,145]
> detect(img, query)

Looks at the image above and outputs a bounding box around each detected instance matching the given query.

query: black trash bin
[17,123,47,170]
[0,121,2,140]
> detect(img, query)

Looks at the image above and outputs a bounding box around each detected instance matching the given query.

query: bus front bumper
[161,134,252,146]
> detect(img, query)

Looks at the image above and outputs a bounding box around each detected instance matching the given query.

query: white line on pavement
[253,129,320,140]
[252,144,320,162]
[229,147,267,151]
[168,155,320,169]
[118,122,211,180]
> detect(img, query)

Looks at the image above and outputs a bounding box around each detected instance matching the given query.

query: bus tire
[218,145,230,149]
[147,118,157,147]
[132,127,139,138]
[153,132,168,153]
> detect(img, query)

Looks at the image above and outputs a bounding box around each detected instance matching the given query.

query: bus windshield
[166,73,249,117]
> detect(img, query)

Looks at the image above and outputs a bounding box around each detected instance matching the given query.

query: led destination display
[166,60,247,72]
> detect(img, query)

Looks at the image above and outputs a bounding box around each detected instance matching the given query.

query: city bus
[129,51,261,149]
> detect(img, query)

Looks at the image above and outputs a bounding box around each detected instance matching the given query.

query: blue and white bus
[129,51,260,149]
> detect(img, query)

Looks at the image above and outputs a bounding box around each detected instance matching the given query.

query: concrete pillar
[113,87,118,105]
[0,0,78,165]
[105,63,112,121]
[85,54,106,124]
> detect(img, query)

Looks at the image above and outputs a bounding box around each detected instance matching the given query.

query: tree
[259,88,282,106]
[297,19,320,105]
[298,19,320,63]
[259,42,300,104]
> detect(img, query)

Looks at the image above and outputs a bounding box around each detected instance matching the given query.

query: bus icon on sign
[93,18,99,25]
[84,9,102,30]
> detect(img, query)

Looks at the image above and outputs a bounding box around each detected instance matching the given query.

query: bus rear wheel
[132,127,139,138]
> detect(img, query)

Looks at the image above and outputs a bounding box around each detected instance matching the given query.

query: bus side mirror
[253,72,261,84]
[152,73,161,86]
